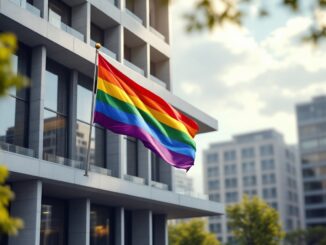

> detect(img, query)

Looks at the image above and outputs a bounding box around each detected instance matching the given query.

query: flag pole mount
[84,43,101,177]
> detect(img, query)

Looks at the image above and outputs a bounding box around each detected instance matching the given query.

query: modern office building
[203,129,305,244]
[296,95,326,227]
[0,0,223,244]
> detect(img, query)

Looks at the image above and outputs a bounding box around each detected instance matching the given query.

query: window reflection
[76,78,106,167]
[90,205,115,245]
[40,198,68,245]
[43,59,69,160]
[126,137,138,176]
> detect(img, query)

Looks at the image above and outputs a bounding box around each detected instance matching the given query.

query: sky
[170,0,326,193]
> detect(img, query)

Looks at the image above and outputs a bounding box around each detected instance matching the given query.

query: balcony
[150,75,167,88]
[176,190,209,200]
[151,180,168,190]
[48,9,84,41]
[149,26,165,41]
[10,0,41,17]
[89,164,112,176]
[0,141,34,157]
[124,59,144,76]
[125,8,143,25]
[91,40,117,60]
[124,174,145,185]
[43,153,82,168]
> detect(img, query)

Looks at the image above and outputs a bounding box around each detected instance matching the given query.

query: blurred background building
[204,129,305,244]
[0,0,223,244]
[296,95,326,227]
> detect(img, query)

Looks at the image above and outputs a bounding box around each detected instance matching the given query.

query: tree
[0,32,26,238]
[162,0,326,43]
[285,226,326,245]
[169,219,221,245]
[227,195,285,245]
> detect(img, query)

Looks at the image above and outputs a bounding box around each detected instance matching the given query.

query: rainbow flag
[94,53,199,170]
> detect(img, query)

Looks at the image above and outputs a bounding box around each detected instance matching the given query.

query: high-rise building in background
[0,0,223,244]
[296,95,326,227]
[204,129,305,244]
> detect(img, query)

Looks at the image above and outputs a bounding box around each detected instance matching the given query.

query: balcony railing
[124,59,145,76]
[10,0,41,17]
[176,190,209,200]
[124,174,145,185]
[43,153,83,168]
[48,10,84,41]
[151,180,168,190]
[89,165,112,176]
[90,40,117,60]
[149,26,165,41]
[125,9,143,25]
[0,141,35,157]
[150,75,167,88]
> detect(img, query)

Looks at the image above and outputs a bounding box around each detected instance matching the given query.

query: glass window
[151,153,160,181]
[209,193,220,202]
[126,137,138,176]
[0,48,30,149]
[43,59,69,160]
[76,77,106,168]
[241,147,255,158]
[242,161,255,174]
[90,205,115,245]
[262,173,276,185]
[206,153,218,163]
[261,159,275,171]
[263,188,277,199]
[207,166,219,177]
[208,180,220,190]
[224,150,236,161]
[41,198,68,245]
[243,176,256,187]
[225,192,238,203]
[225,178,237,188]
[260,144,274,156]
[124,210,132,245]
[224,164,237,176]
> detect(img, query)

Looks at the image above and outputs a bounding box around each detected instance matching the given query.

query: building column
[114,207,124,245]
[132,210,152,245]
[68,70,78,161]
[138,143,151,184]
[29,46,46,159]
[33,0,48,19]
[153,214,168,245]
[9,180,42,245]
[72,2,90,44]
[68,198,90,245]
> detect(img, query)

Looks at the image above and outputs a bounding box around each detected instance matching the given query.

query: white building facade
[0,0,223,244]
[203,129,305,244]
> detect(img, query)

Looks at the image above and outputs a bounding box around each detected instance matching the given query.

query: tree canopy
[227,195,285,245]
[169,219,221,245]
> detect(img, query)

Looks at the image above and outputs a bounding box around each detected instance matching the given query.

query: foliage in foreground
[0,32,28,96]
[227,195,285,245]
[0,166,23,235]
[169,219,221,245]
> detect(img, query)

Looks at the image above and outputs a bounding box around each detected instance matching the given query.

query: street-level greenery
[169,219,221,245]
[227,195,285,245]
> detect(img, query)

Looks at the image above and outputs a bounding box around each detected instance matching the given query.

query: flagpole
[84,43,101,177]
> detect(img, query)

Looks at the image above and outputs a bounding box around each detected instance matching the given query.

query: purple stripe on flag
[94,111,194,170]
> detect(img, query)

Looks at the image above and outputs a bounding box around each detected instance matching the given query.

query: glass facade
[43,59,68,160]
[77,77,106,167]
[90,205,115,245]
[40,198,68,245]
[126,136,138,176]
[0,47,30,149]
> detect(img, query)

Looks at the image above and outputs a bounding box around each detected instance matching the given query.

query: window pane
[41,198,68,245]
[44,71,58,111]
[43,110,67,158]
[77,81,93,122]
[126,137,138,176]
[76,122,105,167]
[0,96,28,147]
[90,205,115,245]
